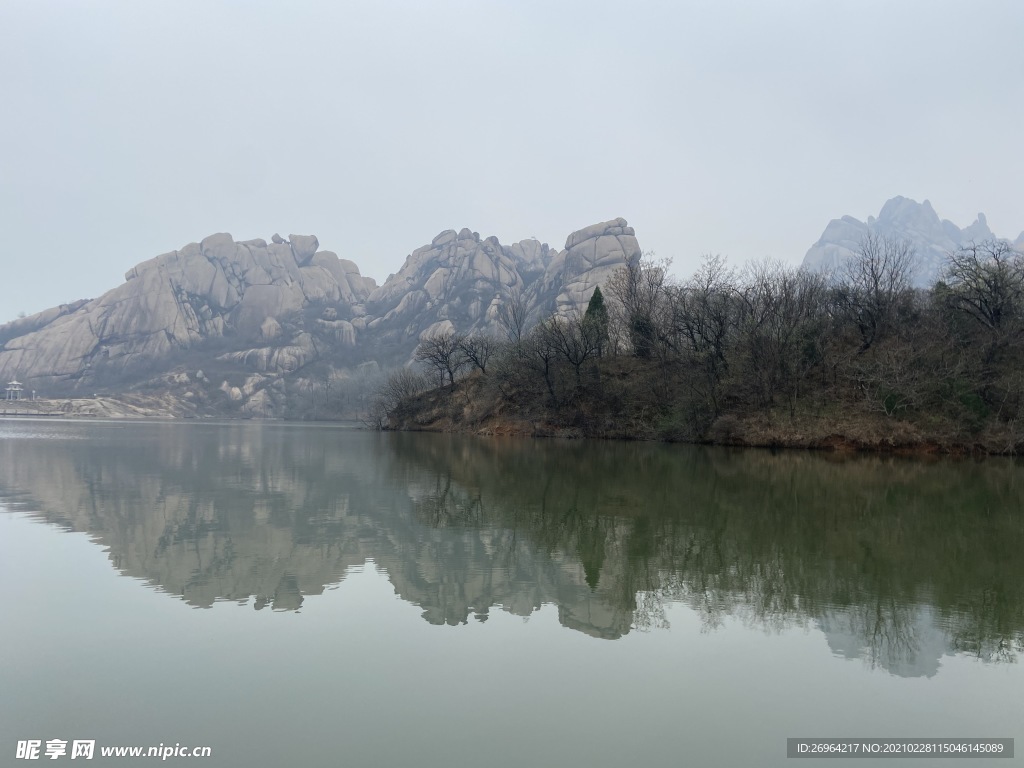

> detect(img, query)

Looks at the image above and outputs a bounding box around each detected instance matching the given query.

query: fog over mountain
[802,196,1024,288]
[3,3,1022,322]
[4,195,1023,418]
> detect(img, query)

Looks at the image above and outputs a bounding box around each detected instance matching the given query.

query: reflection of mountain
[818,605,950,678]
[0,422,633,638]
[1,422,1023,669]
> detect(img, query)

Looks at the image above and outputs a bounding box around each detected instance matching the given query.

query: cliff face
[537,217,641,317]
[0,219,639,415]
[364,217,640,348]
[364,227,549,347]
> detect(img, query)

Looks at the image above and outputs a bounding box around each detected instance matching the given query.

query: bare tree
[414,331,467,386]
[458,333,500,374]
[941,240,1024,414]
[850,333,929,416]
[672,256,735,362]
[835,234,916,352]
[943,240,1024,335]
[496,289,530,345]
[668,255,737,413]
[606,256,672,358]
[522,324,561,405]
[539,313,599,387]
[367,368,429,428]
[733,260,831,410]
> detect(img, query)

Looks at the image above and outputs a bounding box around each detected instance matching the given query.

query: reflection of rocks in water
[263,573,304,612]
[1,422,1023,661]
[0,422,633,637]
[392,470,635,638]
[0,423,371,611]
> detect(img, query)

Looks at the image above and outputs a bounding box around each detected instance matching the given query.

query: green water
[1,420,1021,766]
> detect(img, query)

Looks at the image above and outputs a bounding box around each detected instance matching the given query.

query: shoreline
[383,396,1022,457]
[384,421,1015,457]
[3,398,1017,457]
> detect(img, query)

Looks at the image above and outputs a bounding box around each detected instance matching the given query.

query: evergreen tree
[584,285,610,357]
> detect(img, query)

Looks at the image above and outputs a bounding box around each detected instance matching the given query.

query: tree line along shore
[374,236,1024,455]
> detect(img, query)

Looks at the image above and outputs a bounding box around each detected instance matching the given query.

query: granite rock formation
[0,234,375,385]
[364,227,546,346]
[0,219,640,416]
[538,217,641,317]
[364,217,640,352]
[801,196,1009,288]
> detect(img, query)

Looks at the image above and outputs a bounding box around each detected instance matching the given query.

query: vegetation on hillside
[376,237,1024,454]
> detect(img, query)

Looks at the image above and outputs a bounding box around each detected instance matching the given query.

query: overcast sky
[1,0,1021,321]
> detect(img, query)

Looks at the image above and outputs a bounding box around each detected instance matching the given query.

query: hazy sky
[2,0,1022,321]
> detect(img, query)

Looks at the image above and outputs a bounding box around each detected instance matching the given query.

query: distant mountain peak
[803,196,1004,287]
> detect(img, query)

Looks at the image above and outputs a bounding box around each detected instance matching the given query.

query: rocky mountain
[363,218,639,351]
[0,233,375,384]
[802,196,1018,287]
[0,219,639,416]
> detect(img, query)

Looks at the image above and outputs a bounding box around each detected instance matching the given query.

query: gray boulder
[289,234,319,265]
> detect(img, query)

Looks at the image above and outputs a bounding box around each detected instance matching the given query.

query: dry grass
[387,360,1022,455]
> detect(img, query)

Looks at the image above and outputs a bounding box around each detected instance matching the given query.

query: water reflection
[1,421,1022,676]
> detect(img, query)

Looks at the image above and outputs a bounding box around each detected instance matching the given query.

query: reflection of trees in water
[867,597,919,669]
[411,472,483,530]
[1,423,1022,668]
[823,597,925,672]
[390,433,1024,669]
[948,587,1024,664]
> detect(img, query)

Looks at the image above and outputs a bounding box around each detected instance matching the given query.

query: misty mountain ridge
[0,218,639,417]
[3,199,1020,419]
[802,195,1024,287]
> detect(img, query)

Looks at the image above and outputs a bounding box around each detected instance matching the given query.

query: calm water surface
[1,420,1022,767]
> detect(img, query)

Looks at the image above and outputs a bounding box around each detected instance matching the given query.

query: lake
[1,420,1021,766]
